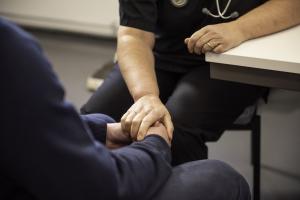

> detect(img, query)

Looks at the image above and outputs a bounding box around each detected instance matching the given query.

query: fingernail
[137,135,143,141]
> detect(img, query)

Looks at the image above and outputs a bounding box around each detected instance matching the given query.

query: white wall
[0,0,119,37]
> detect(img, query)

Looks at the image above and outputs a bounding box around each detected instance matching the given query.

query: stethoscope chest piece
[170,0,188,8]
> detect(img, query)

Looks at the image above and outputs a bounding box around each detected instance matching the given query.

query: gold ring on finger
[206,42,214,49]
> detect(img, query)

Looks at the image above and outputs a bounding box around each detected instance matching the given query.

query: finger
[130,111,147,140]
[163,115,174,141]
[194,32,217,54]
[121,103,143,131]
[121,110,137,134]
[212,44,225,54]
[121,111,130,131]
[153,121,161,127]
[187,29,208,53]
[193,43,202,55]
[184,38,189,44]
[187,34,201,54]
[201,43,213,54]
[137,111,160,140]
[202,39,222,54]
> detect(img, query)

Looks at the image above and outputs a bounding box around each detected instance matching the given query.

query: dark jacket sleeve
[80,114,115,143]
[0,18,171,200]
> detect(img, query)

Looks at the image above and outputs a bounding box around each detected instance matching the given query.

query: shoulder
[119,0,158,8]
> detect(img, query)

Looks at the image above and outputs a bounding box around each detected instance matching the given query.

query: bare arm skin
[235,0,300,41]
[116,0,300,141]
[185,0,300,54]
[117,26,174,141]
[117,26,158,101]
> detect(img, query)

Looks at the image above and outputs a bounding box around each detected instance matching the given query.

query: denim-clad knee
[153,160,251,200]
[202,160,251,200]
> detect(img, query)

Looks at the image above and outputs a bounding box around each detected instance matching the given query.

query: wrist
[231,20,251,42]
[133,92,159,102]
[143,135,172,162]
[146,133,171,147]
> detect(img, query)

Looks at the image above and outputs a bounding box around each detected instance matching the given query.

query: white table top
[206,25,300,75]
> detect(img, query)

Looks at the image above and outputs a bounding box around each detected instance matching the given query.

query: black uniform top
[119,0,265,72]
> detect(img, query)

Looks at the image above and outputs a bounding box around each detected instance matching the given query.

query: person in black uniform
[0,18,251,200]
[81,0,300,165]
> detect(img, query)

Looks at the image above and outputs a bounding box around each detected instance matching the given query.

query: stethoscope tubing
[170,0,239,19]
[203,0,239,19]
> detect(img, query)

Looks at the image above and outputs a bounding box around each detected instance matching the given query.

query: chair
[229,105,261,200]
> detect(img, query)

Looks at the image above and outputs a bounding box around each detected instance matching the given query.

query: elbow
[117,27,155,49]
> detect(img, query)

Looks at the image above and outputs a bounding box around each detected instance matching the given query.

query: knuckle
[210,30,217,34]
[143,108,152,114]
[195,42,202,48]
[145,109,152,114]
[141,117,150,124]
[152,109,162,117]
[124,119,132,125]
[132,119,140,126]
[143,119,153,127]
[189,37,196,43]
[149,109,157,116]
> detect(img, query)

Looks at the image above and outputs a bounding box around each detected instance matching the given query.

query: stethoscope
[170,0,239,19]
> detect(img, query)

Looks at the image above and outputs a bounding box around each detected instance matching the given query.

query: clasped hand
[106,122,171,149]
[120,94,173,143]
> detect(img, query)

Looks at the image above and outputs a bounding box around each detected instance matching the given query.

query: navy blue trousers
[0,18,250,200]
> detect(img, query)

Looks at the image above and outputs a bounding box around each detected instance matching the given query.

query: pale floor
[28,29,300,200]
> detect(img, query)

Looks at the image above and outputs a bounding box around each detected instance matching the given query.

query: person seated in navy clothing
[0,18,250,200]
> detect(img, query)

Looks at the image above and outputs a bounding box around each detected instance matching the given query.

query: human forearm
[233,0,300,41]
[117,27,158,101]
[189,0,300,54]
[117,27,174,140]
